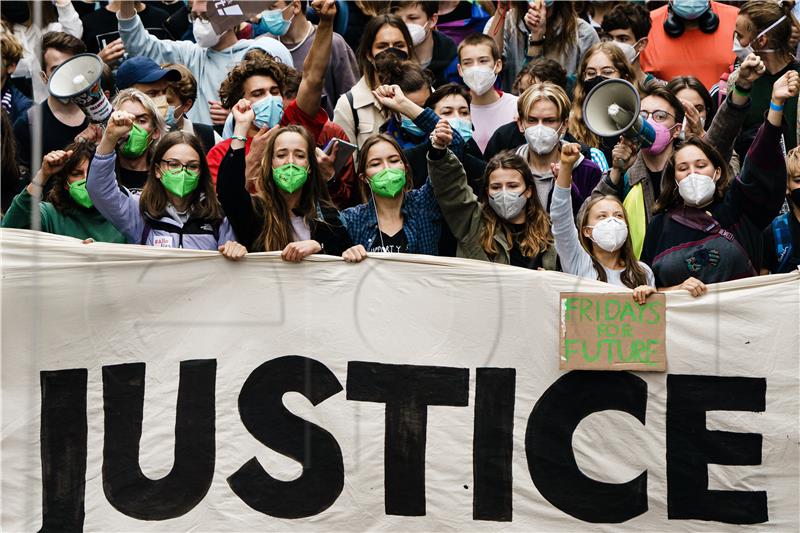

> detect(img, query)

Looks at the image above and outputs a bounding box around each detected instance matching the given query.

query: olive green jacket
[427,148,557,269]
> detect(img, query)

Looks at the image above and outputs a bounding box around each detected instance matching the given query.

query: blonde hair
[0,31,23,66]
[517,82,571,123]
[111,88,168,138]
[787,146,800,178]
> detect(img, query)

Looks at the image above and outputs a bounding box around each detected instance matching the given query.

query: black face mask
[790,187,800,207]
[373,47,409,63]
[583,75,609,95]
[2,2,30,25]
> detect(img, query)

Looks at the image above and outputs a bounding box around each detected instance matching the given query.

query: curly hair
[46,141,97,213]
[218,54,286,110]
[479,150,553,259]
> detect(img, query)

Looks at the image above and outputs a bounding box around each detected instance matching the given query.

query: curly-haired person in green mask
[2,141,126,243]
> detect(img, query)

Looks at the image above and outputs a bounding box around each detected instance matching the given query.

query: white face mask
[489,189,527,220]
[611,39,641,64]
[462,66,497,96]
[524,123,561,155]
[733,15,787,60]
[678,171,717,207]
[193,19,221,48]
[587,217,629,252]
[407,22,429,46]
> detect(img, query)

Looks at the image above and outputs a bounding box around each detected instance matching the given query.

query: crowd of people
[2,0,799,298]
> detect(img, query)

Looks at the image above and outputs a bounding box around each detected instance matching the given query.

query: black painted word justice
[39,356,767,531]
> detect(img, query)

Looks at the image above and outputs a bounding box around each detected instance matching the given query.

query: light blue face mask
[671,0,710,20]
[401,116,425,137]
[252,96,284,130]
[446,117,473,142]
[164,105,180,130]
[254,5,293,37]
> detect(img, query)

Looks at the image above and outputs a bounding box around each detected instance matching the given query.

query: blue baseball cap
[116,56,181,91]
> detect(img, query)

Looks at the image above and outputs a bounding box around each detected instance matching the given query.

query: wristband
[732,83,751,97]
[528,36,545,46]
[769,100,784,112]
[231,135,247,143]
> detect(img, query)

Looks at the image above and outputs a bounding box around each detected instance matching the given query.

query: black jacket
[428,30,458,88]
[216,147,352,254]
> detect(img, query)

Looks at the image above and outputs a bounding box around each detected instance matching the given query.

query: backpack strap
[772,213,794,272]
[140,219,152,245]
[346,90,359,133]
[668,208,735,241]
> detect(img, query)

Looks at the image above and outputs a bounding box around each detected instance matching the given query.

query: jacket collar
[351,77,381,110]
[626,153,650,186]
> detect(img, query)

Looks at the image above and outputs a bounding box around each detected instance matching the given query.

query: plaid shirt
[340,180,442,255]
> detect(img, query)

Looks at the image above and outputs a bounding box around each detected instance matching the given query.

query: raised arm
[372,85,466,156]
[53,0,83,38]
[705,54,763,163]
[427,120,482,243]
[0,150,72,232]
[734,71,798,230]
[552,143,594,276]
[86,111,144,242]
[295,0,336,117]
[217,100,264,251]
[116,0,199,66]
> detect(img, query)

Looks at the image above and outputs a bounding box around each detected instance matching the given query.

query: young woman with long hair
[87,120,245,259]
[340,133,440,262]
[428,119,556,269]
[553,143,655,303]
[641,71,798,295]
[216,100,352,259]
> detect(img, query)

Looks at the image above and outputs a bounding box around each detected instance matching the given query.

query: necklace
[281,22,314,53]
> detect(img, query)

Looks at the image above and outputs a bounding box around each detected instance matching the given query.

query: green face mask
[369,167,406,198]
[68,179,93,208]
[160,168,200,197]
[272,163,309,194]
[119,123,152,158]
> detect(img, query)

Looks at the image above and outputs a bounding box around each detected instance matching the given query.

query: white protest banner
[1,229,799,531]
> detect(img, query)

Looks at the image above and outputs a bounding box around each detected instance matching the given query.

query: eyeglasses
[639,109,675,123]
[585,67,618,79]
[187,12,210,23]
[160,159,201,173]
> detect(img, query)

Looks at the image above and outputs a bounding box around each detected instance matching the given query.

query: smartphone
[322,138,358,175]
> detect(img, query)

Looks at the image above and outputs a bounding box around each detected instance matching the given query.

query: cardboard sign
[207,0,270,34]
[559,292,666,371]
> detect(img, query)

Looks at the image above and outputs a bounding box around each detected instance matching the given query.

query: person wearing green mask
[107,88,167,191]
[217,119,352,259]
[86,120,246,259]
[2,142,126,243]
[340,133,441,262]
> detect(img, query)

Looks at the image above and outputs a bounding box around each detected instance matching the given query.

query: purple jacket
[514,143,602,216]
[86,151,235,249]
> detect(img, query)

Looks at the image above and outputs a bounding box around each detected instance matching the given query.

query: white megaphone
[582,78,655,149]
[48,53,112,124]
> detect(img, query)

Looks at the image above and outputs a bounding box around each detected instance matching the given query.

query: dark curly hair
[46,141,97,213]
[218,54,285,110]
